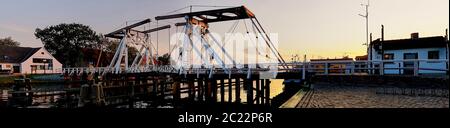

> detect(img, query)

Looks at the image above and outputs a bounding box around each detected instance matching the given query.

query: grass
[0,74,62,86]
[0,75,21,86]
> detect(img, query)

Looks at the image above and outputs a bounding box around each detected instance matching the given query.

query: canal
[0,79,287,108]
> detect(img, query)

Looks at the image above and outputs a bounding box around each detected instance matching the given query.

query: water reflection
[1,79,285,108]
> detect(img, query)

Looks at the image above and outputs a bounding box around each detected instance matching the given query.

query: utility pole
[359,0,370,50]
[359,0,370,74]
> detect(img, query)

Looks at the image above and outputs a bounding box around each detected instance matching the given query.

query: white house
[369,33,449,75]
[0,46,62,74]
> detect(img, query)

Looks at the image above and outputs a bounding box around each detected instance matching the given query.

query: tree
[0,37,20,47]
[100,36,139,65]
[35,23,101,67]
[157,53,171,65]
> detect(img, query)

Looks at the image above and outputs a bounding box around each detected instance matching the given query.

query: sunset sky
[0,0,448,60]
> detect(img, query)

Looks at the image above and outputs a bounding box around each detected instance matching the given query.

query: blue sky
[0,0,448,59]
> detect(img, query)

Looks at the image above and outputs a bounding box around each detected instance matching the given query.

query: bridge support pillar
[246,79,253,105]
[188,80,195,101]
[197,77,204,101]
[159,76,165,100]
[265,79,271,105]
[152,76,158,97]
[228,78,233,103]
[128,75,135,108]
[205,78,212,102]
[220,79,225,103]
[235,78,241,103]
[260,79,265,105]
[212,79,218,102]
[173,78,181,105]
[255,79,260,105]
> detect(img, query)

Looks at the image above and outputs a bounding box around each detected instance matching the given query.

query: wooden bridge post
[205,78,211,102]
[25,78,33,106]
[188,79,195,101]
[134,74,140,94]
[197,77,204,101]
[235,78,241,103]
[260,79,265,105]
[152,76,158,97]
[212,79,218,102]
[220,79,225,103]
[255,79,260,105]
[173,77,181,104]
[128,74,134,108]
[228,78,232,103]
[246,79,253,105]
[265,79,271,105]
[159,76,165,99]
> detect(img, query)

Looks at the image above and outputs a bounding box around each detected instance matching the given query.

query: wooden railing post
[351,62,355,75]
[414,60,419,76]
[380,61,384,76]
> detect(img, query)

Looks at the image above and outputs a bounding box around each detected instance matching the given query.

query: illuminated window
[38,65,45,70]
[383,54,394,60]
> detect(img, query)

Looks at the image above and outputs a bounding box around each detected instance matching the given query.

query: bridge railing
[285,59,449,76]
[60,59,449,77]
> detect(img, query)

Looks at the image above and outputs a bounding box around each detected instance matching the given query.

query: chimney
[411,33,419,40]
[381,25,384,41]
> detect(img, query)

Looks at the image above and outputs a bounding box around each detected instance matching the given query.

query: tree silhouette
[0,37,20,47]
[157,53,171,65]
[35,23,101,67]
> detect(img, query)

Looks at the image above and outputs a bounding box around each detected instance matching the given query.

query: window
[48,63,53,70]
[30,65,37,71]
[32,58,52,63]
[31,65,48,70]
[1,56,8,60]
[5,65,11,68]
[383,54,394,60]
[13,66,20,73]
[0,65,2,69]
[428,51,439,59]
[404,53,418,60]
[383,53,394,64]
[38,65,45,70]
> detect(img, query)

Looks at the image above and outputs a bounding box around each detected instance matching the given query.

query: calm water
[179,79,285,103]
[0,79,285,108]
